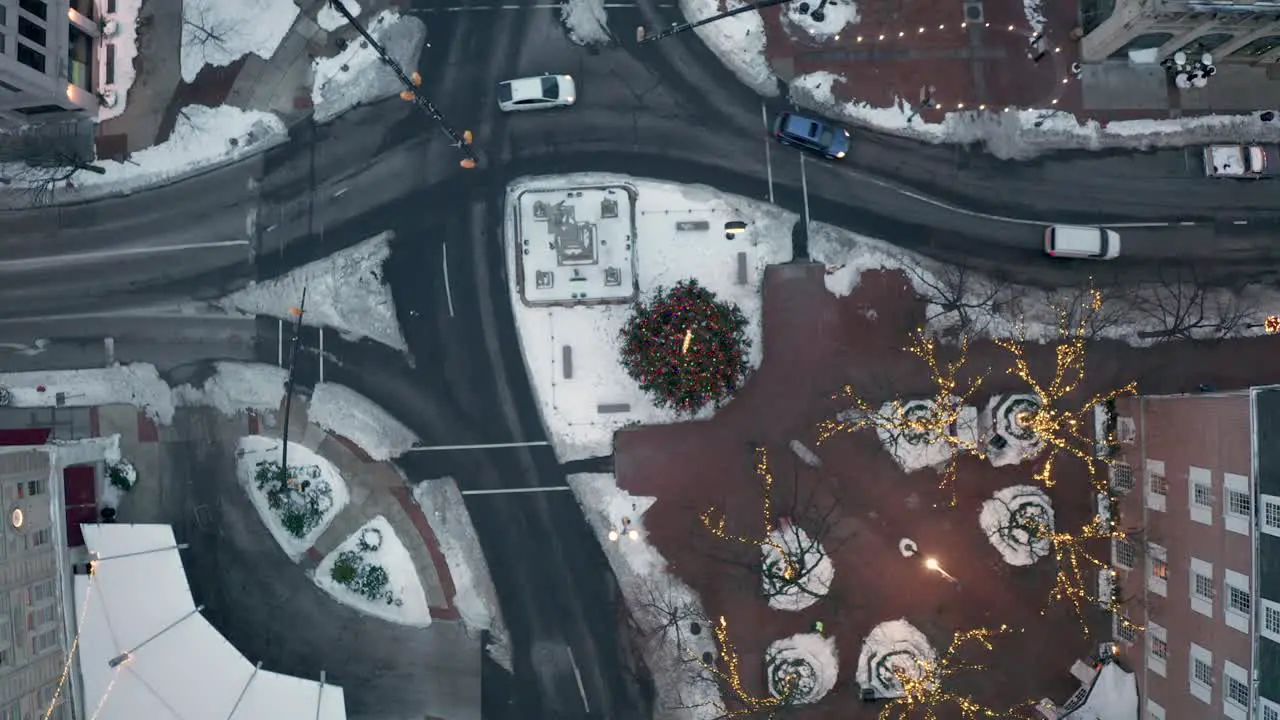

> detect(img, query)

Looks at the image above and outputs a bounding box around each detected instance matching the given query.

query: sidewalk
[251,393,460,620]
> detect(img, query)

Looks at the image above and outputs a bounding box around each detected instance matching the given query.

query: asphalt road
[2,0,1280,718]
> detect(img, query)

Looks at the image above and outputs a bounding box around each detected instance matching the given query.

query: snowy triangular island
[312,516,432,628]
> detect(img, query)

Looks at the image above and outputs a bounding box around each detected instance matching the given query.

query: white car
[497,75,576,113]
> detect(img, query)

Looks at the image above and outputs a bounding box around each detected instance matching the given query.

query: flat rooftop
[514,186,638,306]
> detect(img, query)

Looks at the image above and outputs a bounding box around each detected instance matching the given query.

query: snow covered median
[180,0,299,83]
[235,435,350,561]
[308,382,419,461]
[0,364,175,423]
[561,0,611,45]
[506,174,794,461]
[173,362,287,417]
[678,0,778,97]
[312,515,432,627]
[219,231,408,352]
[311,10,427,124]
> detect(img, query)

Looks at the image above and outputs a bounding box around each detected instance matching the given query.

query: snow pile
[180,0,299,82]
[788,71,1280,159]
[783,0,859,41]
[311,11,427,124]
[856,619,936,699]
[677,0,778,97]
[980,485,1054,566]
[234,435,350,561]
[97,0,144,122]
[220,231,408,352]
[765,633,839,703]
[567,474,725,718]
[507,174,794,461]
[412,478,511,669]
[561,0,611,45]
[790,440,822,467]
[308,382,418,461]
[1024,0,1045,35]
[1062,662,1138,719]
[102,442,138,510]
[761,520,834,611]
[45,434,121,469]
[0,364,175,424]
[981,395,1045,467]
[313,515,432,627]
[317,0,360,31]
[172,362,287,417]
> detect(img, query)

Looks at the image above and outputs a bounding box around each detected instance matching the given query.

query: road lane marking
[459,486,572,495]
[0,240,251,270]
[278,319,284,366]
[407,441,550,452]
[565,646,591,712]
[761,102,775,204]
[442,243,456,318]
[319,328,325,383]
[799,153,812,228]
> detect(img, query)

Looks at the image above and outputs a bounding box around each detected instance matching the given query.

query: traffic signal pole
[327,0,477,168]
[636,0,792,44]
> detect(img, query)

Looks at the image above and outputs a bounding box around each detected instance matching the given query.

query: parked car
[1043,225,1121,260]
[771,111,850,159]
[1203,144,1272,178]
[497,75,576,112]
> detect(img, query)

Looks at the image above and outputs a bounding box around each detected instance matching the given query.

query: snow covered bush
[980,485,1054,566]
[856,620,937,699]
[253,460,335,539]
[330,548,403,607]
[107,458,136,492]
[765,633,839,704]
[760,518,834,611]
[618,279,751,414]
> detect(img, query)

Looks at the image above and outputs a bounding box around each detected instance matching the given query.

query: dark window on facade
[0,6,7,26]
[16,44,46,74]
[105,44,115,85]
[18,17,46,47]
[18,0,47,21]
[107,0,116,12]
[15,104,64,115]
[0,80,18,93]
[67,25,92,89]
[1232,35,1280,58]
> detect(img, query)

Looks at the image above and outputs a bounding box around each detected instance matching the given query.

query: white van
[1044,225,1121,260]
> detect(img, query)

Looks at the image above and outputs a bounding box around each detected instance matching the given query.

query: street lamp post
[327,0,477,168]
[924,557,960,585]
[636,0,792,44]
[279,289,307,489]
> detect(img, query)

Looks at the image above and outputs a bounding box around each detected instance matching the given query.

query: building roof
[1252,388,1280,703]
[1062,662,1138,720]
[73,523,346,720]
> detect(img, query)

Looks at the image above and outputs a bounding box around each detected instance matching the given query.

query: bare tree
[1132,266,1260,343]
[631,577,712,658]
[0,121,100,207]
[1047,277,1132,342]
[182,0,237,64]
[906,262,1012,339]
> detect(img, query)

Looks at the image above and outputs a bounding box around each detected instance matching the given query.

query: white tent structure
[1063,662,1139,720]
[73,524,346,720]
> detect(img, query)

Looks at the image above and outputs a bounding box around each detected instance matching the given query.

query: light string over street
[327,0,477,168]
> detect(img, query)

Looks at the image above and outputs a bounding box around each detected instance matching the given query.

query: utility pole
[279,288,307,486]
[636,0,791,44]
[327,0,477,168]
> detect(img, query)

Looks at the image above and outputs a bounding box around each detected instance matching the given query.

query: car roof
[783,113,825,139]
[505,76,550,101]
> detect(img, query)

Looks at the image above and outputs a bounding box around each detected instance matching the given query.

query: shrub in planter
[330,550,362,586]
[107,460,136,491]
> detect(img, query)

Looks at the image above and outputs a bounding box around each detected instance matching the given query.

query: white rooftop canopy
[1064,662,1139,720]
[74,524,346,720]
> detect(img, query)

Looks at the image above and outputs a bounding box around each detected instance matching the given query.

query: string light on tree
[879,625,1031,720]
[995,285,1137,494]
[701,448,795,581]
[817,330,988,503]
[696,616,796,717]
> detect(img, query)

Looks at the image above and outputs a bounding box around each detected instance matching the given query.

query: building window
[26,479,46,496]
[1189,642,1213,703]
[1224,661,1249,719]
[1231,34,1280,58]
[1146,699,1165,720]
[1223,473,1250,535]
[1189,466,1213,525]
[30,627,56,655]
[1263,494,1280,537]
[0,703,16,720]
[1114,614,1138,643]
[15,104,65,115]
[17,16,45,47]
[1117,416,1136,443]
[18,0,47,21]
[1109,463,1134,493]
[1262,599,1280,643]
[26,527,51,548]
[1191,557,1214,617]
[1223,569,1250,633]
[1146,460,1167,512]
[0,79,20,94]
[1260,697,1280,720]
[29,578,54,604]
[1147,543,1167,596]
[1113,537,1136,569]
[29,602,56,628]
[15,44,45,74]
[1146,621,1167,677]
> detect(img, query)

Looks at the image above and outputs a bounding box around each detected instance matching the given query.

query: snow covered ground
[234,435,350,561]
[311,11,427,124]
[808,222,1280,345]
[312,515,432,627]
[765,633,838,703]
[308,382,418,461]
[561,0,611,45]
[677,0,778,97]
[96,0,144,121]
[2,105,287,205]
[979,485,1054,566]
[172,362,287,417]
[0,364,175,423]
[506,174,794,461]
[180,0,299,83]
[317,0,361,31]
[761,521,834,611]
[412,478,511,669]
[855,619,936,699]
[782,0,859,41]
[219,231,408,352]
[1023,0,1046,35]
[566,473,725,719]
[789,71,1280,159]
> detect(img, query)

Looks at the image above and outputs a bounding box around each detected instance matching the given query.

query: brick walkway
[615,263,1279,715]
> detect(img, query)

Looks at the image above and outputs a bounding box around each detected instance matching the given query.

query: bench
[736,252,748,285]
[562,346,573,379]
[598,403,631,414]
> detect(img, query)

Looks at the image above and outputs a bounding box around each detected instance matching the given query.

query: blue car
[772,111,851,159]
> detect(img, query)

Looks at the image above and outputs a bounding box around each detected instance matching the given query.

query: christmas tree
[618,279,750,413]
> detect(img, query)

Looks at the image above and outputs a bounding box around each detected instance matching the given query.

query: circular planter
[358,526,383,552]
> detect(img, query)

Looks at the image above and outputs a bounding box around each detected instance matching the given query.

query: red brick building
[1108,389,1280,720]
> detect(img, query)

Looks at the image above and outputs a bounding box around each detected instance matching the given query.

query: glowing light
[1031,500,1142,635]
[924,558,939,570]
[607,529,619,542]
[879,625,1031,720]
[701,448,794,580]
[696,616,795,716]
[682,328,694,354]
[1265,315,1280,334]
[11,508,22,528]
